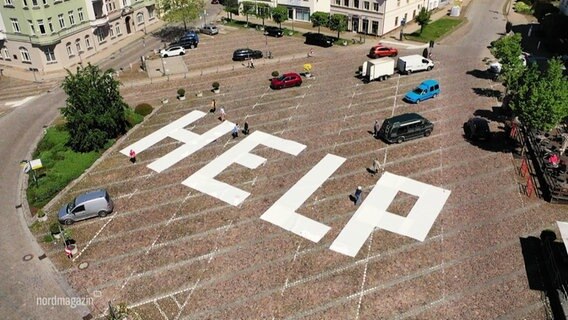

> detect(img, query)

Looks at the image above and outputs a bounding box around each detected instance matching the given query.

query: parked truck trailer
[361,57,396,82]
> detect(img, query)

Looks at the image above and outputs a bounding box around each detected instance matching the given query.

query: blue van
[404,79,440,103]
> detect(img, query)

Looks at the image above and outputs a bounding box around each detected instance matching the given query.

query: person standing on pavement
[219,107,226,121]
[232,123,240,138]
[210,99,216,113]
[353,186,363,205]
[373,120,381,138]
[250,58,255,69]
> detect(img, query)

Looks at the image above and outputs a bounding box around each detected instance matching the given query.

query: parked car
[378,113,434,144]
[368,44,398,58]
[232,48,263,61]
[305,33,334,47]
[264,26,284,37]
[403,79,440,103]
[170,38,198,49]
[58,189,114,225]
[463,117,491,141]
[160,46,185,58]
[271,72,302,89]
[200,24,219,35]
[179,30,199,42]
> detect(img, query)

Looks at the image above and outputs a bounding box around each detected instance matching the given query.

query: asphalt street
[0,0,509,318]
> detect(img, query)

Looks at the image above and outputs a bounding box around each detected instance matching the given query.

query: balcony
[90,15,109,27]
[121,6,132,15]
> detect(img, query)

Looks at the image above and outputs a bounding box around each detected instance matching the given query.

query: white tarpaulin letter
[260,154,346,242]
[182,131,306,206]
[330,172,451,257]
[119,111,234,172]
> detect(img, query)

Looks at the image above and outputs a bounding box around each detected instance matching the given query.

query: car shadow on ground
[466,69,496,81]
[155,26,193,43]
[463,131,518,153]
[473,106,511,123]
[520,231,568,320]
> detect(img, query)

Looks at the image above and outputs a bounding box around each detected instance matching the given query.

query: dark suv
[378,113,434,144]
[305,33,334,47]
[170,38,198,49]
[264,26,284,37]
[232,48,263,61]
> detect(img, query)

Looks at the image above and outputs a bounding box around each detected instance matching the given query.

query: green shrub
[125,108,143,128]
[49,222,61,234]
[43,234,54,243]
[177,88,185,96]
[134,103,153,117]
[514,1,532,14]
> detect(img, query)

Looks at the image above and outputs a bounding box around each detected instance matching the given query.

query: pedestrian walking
[243,122,250,135]
[369,158,381,175]
[250,58,255,69]
[219,107,226,121]
[373,120,381,138]
[353,186,363,205]
[308,48,314,57]
[210,99,216,113]
[232,123,240,138]
[129,149,137,164]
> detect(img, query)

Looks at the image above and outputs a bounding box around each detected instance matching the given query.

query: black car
[463,117,491,141]
[170,38,198,49]
[305,33,334,47]
[232,48,263,61]
[264,26,284,37]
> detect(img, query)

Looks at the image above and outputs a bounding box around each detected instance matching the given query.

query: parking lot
[40,26,565,319]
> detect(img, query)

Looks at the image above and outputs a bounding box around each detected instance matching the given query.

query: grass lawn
[405,17,465,42]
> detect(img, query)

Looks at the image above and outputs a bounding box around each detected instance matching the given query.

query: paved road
[0,5,225,320]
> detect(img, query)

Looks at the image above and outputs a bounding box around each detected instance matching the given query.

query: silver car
[200,24,219,35]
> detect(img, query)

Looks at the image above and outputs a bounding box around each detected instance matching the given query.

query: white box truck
[397,55,434,74]
[361,58,396,82]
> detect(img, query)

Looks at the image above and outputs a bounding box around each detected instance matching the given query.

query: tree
[160,0,204,31]
[490,33,525,93]
[310,12,329,34]
[271,6,288,29]
[60,64,128,152]
[241,1,256,26]
[255,3,272,28]
[511,58,568,131]
[414,8,431,34]
[328,14,347,39]
[223,0,239,20]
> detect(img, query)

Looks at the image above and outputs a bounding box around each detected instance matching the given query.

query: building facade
[0,0,157,74]
[238,0,330,23]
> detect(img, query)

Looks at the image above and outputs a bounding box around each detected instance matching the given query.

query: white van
[397,55,434,74]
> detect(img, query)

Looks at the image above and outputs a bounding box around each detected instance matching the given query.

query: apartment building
[0,0,157,74]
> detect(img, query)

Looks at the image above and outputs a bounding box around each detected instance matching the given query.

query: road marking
[5,96,37,108]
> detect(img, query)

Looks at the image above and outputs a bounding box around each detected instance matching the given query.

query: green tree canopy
[61,64,128,152]
[271,6,288,29]
[310,12,329,33]
[241,1,256,26]
[511,58,568,131]
[414,8,431,34]
[328,14,348,39]
[160,0,204,30]
[255,3,272,27]
[490,33,525,93]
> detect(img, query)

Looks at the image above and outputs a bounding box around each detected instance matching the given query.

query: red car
[368,44,398,58]
[270,72,302,89]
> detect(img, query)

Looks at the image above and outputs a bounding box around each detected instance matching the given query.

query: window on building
[58,14,65,28]
[335,0,340,5]
[115,24,121,35]
[364,1,369,9]
[11,18,21,33]
[85,35,92,49]
[48,17,54,32]
[68,11,75,25]
[42,0,46,4]
[296,8,310,21]
[136,12,144,23]
[395,16,398,26]
[148,6,154,18]
[44,47,56,62]
[397,0,400,6]
[122,0,129,6]
[354,0,359,8]
[373,2,378,11]
[109,27,114,38]
[78,8,84,21]
[75,39,82,53]
[372,20,378,34]
[31,0,37,6]
[28,20,35,35]
[105,0,115,12]
[413,9,416,18]
[38,20,46,34]
[5,0,14,5]
[19,47,31,62]
[95,29,104,42]
[23,0,28,6]
[344,0,349,6]
[66,42,73,56]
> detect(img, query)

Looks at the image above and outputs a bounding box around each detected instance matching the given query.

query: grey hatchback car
[200,24,219,35]
[58,189,114,225]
